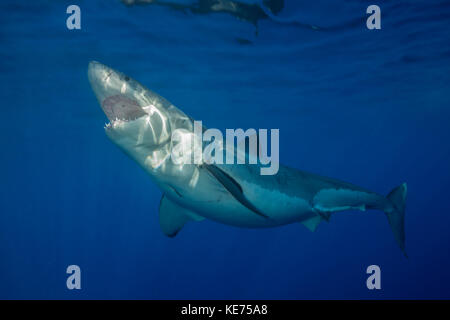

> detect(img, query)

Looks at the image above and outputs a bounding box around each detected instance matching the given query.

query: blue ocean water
[0,0,450,299]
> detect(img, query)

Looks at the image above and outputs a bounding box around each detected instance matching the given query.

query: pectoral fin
[301,215,322,232]
[203,164,269,218]
[159,194,204,237]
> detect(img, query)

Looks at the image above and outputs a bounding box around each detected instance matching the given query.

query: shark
[121,0,285,27]
[88,61,407,255]
[121,0,320,35]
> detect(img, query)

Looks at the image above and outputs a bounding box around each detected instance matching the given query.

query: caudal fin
[385,183,407,256]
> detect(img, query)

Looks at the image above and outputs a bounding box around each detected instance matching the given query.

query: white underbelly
[178,171,314,228]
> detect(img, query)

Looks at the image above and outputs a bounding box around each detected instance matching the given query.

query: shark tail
[385,183,407,257]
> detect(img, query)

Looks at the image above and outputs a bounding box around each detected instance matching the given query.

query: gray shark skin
[88,61,407,255]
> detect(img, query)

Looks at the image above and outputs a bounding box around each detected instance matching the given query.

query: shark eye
[124,76,130,81]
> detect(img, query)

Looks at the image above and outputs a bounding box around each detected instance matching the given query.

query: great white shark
[88,61,407,255]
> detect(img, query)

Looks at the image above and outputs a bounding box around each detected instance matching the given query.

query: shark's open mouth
[101,94,147,124]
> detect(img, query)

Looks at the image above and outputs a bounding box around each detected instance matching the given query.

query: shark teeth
[104,116,143,129]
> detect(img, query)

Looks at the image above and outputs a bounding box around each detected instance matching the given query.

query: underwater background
[1,0,450,299]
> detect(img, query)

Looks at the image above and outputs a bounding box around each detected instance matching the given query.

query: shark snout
[88,61,146,122]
